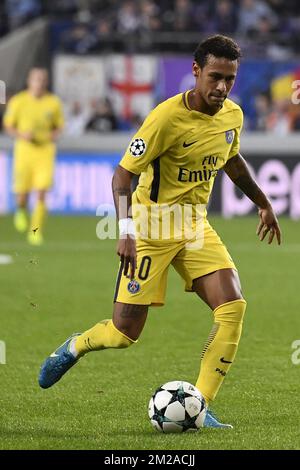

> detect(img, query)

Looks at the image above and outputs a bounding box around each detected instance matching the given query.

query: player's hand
[256,205,281,245]
[51,129,61,141]
[19,131,33,142]
[117,236,137,280]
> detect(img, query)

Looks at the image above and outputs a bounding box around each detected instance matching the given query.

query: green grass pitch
[0,214,299,450]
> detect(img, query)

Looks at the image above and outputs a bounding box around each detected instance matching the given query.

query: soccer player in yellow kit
[4,68,64,245]
[39,36,281,427]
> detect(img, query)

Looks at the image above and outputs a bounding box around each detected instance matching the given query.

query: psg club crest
[225,130,234,144]
[129,138,146,157]
[127,279,141,294]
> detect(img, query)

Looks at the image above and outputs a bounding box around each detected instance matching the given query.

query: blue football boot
[204,409,233,429]
[38,333,81,389]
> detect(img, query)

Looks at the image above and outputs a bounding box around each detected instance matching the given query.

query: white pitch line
[0,254,13,264]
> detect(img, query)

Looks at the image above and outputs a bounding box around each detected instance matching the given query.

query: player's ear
[192,61,200,78]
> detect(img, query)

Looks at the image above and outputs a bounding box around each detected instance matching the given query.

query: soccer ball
[148,381,206,433]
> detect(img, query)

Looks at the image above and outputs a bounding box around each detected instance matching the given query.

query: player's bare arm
[51,128,63,141]
[112,164,137,279]
[224,153,281,245]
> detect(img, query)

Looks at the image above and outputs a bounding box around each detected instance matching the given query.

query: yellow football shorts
[13,141,56,193]
[115,219,236,306]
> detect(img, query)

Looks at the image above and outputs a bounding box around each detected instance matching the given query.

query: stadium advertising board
[0,152,299,218]
[209,155,300,219]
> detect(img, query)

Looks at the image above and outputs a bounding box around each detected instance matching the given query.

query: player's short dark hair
[194,35,241,68]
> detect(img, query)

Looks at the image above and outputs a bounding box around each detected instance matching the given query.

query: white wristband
[118,218,135,237]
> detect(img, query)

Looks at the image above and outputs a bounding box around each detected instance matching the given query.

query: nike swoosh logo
[183,140,197,148]
[220,357,232,364]
[50,352,59,357]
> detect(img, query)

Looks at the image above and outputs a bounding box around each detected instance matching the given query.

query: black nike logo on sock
[220,357,232,364]
[183,140,197,148]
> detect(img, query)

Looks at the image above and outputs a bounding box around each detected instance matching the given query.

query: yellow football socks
[30,200,46,234]
[27,201,46,245]
[14,208,28,233]
[196,299,247,404]
[74,319,136,357]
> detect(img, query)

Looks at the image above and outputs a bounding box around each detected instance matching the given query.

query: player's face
[27,69,48,96]
[193,55,237,112]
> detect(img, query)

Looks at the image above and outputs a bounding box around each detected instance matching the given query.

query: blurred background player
[3,67,64,245]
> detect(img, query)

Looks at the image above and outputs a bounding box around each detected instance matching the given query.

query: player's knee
[214,298,247,324]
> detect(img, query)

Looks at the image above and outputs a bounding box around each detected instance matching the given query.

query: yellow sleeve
[119,104,172,175]
[3,95,20,128]
[53,97,64,129]
[228,108,244,159]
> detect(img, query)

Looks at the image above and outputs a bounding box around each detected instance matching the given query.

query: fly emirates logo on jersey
[178,155,219,183]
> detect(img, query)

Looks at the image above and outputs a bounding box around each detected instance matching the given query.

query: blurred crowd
[62,95,300,135]
[0,1,300,57]
[0,93,144,135]
[248,94,300,132]
[54,0,300,57]
[64,97,142,135]
[1,92,300,136]
[1,0,300,135]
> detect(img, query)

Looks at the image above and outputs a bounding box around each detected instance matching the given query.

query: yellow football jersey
[3,90,64,146]
[120,91,243,207]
